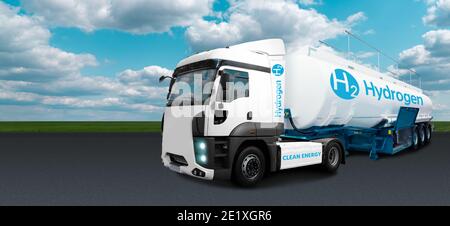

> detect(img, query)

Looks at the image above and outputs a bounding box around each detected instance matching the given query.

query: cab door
[206,67,253,136]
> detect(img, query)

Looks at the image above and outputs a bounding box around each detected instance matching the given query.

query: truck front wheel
[232,146,266,187]
[321,141,342,173]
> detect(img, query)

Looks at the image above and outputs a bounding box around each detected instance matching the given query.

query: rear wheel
[232,146,266,187]
[424,124,432,144]
[418,124,426,147]
[412,127,420,150]
[321,140,342,173]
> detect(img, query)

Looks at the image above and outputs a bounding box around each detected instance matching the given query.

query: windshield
[167,69,216,106]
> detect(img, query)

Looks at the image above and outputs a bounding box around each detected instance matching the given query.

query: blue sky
[0,0,449,120]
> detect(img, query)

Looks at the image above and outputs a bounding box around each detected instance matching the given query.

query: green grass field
[433,122,450,132]
[0,121,449,133]
[0,122,161,133]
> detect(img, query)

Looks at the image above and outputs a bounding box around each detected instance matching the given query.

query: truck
[160,39,433,186]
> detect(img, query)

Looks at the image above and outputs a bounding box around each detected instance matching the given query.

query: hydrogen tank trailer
[160,39,433,186]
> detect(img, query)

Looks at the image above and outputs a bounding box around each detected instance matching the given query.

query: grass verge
[0,122,161,133]
[433,122,450,132]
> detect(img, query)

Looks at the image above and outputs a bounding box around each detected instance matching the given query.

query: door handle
[247,111,253,120]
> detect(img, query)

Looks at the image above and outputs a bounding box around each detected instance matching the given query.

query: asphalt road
[0,132,449,206]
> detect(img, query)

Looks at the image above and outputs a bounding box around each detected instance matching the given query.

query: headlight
[199,154,207,163]
[194,138,208,167]
[198,142,206,150]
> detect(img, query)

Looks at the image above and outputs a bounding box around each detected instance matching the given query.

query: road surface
[0,132,449,205]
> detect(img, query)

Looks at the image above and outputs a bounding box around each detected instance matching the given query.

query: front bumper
[162,152,215,180]
[162,137,234,181]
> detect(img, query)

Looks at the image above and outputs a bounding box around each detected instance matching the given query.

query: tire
[321,140,342,173]
[412,127,420,150]
[232,146,266,187]
[418,124,426,147]
[424,124,432,144]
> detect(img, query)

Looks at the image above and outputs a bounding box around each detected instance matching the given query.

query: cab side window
[218,69,249,103]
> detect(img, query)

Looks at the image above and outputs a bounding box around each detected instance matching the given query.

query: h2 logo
[330,69,359,100]
[272,64,284,76]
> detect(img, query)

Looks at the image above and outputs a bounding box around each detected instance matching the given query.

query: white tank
[285,46,433,130]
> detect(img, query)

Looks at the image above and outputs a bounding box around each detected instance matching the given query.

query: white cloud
[356,51,377,59]
[41,96,122,108]
[0,2,170,117]
[0,89,40,103]
[423,0,450,26]
[399,30,450,68]
[21,0,212,34]
[0,3,97,82]
[423,29,450,57]
[398,0,450,92]
[116,66,171,104]
[186,0,365,51]
[0,5,49,51]
[397,29,450,91]
[0,77,166,113]
[399,45,431,67]
[423,90,450,120]
[0,66,170,112]
[0,0,370,120]
[363,29,376,35]
[39,95,164,113]
[0,105,162,121]
[298,0,322,6]
[346,11,367,25]
[433,103,448,111]
[9,76,120,96]
[119,66,173,86]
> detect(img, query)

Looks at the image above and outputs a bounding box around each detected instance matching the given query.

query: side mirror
[159,76,174,83]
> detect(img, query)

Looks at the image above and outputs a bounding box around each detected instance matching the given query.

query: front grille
[169,153,188,166]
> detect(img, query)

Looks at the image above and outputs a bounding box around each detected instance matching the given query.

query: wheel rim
[328,147,339,166]
[242,154,261,180]
[427,127,431,140]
